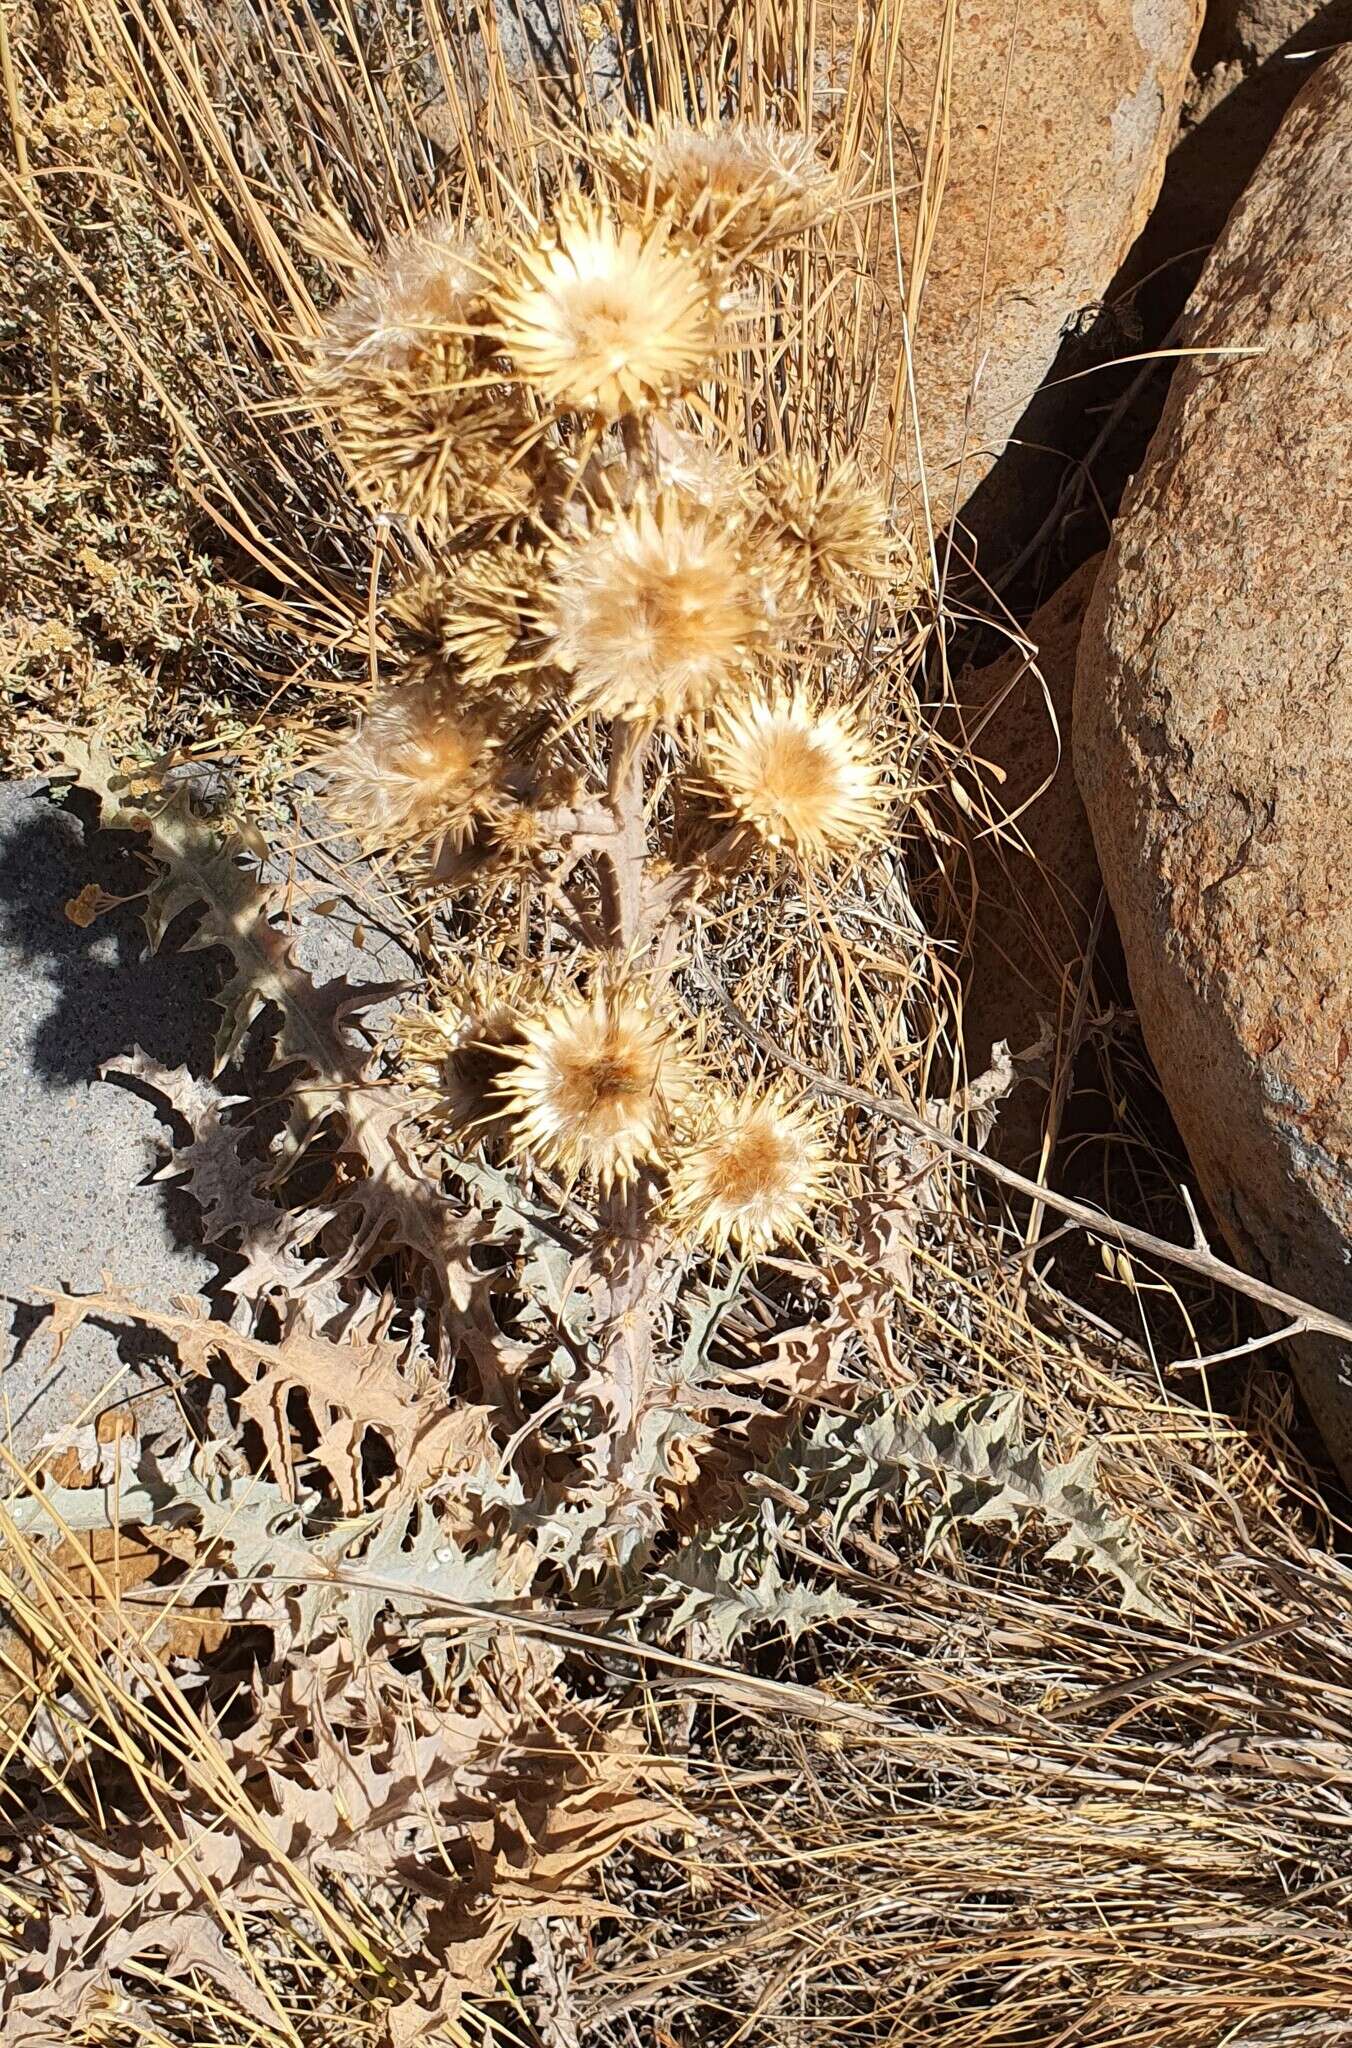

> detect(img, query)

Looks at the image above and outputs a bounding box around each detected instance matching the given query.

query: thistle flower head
[489,199,722,420]
[650,418,747,500]
[756,454,893,620]
[483,795,553,870]
[318,682,501,855]
[307,225,540,533]
[320,223,484,370]
[666,1085,832,1254]
[315,377,538,535]
[396,973,531,1132]
[600,118,839,255]
[545,491,770,729]
[389,546,547,699]
[496,983,684,1189]
[702,688,888,862]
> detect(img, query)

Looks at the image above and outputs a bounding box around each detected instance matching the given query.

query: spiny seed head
[599,118,839,255]
[756,454,893,620]
[396,973,531,1132]
[307,226,542,534]
[332,380,538,536]
[389,546,547,699]
[318,682,501,855]
[319,223,485,370]
[666,1085,832,1253]
[484,796,551,866]
[496,984,685,1189]
[308,359,538,536]
[545,490,771,729]
[489,198,723,421]
[650,418,747,500]
[702,689,888,862]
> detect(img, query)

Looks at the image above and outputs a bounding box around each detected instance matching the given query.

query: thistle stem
[599,718,650,955]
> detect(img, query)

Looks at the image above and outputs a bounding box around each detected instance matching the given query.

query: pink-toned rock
[872,0,1202,513]
[1075,50,1352,1476]
[958,557,1104,1167]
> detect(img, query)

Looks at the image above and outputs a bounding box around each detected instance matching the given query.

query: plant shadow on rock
[0,785,221,1085]
[0,787,231,1446]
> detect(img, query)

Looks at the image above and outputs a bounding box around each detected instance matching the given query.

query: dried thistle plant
[8,7,1098,2043]
[16,11,1348,2048]
[291,103,928,1567]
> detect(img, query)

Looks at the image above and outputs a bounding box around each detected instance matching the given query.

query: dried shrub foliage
[4,4,1352,2048]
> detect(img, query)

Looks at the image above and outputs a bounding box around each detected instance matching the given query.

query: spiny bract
[389,546,548,698]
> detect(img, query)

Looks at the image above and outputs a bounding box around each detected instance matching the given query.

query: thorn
[1180,1184,1212,1255]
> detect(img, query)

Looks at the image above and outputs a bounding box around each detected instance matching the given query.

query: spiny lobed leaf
[649,1389,1167,1648]
[54,745,491,1319]
[800,1390,1168,1619]
[102,1048,320,1303]
[1,1433,523,1677]
[0,1632,667,2048]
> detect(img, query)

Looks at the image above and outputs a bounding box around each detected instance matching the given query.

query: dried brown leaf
[40,1285,496,1512]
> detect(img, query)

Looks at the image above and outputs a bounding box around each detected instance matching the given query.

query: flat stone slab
[0,777,413,1464]
[0,779,219,1460]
